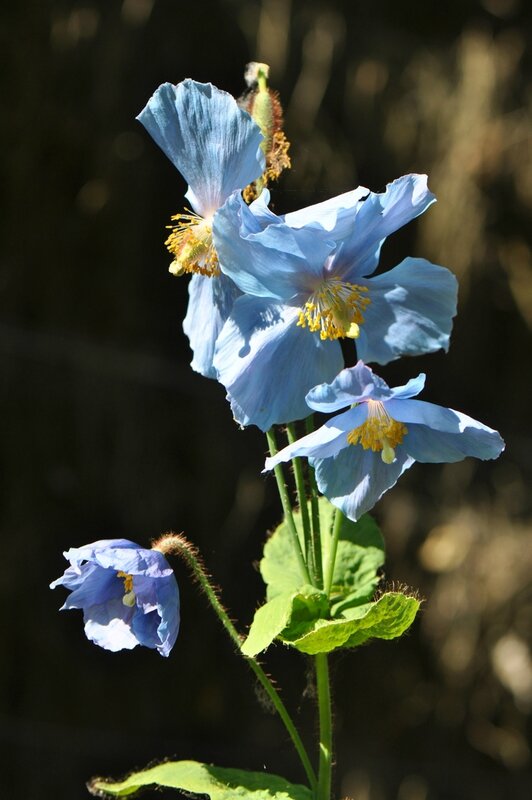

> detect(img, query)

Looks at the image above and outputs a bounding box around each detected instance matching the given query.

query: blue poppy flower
[50,539,180,657]
[212,174,458,430]
[137,79,264,378]
[264,362,504,521]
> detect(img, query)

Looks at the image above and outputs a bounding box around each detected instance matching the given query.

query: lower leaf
[89,760,313,800]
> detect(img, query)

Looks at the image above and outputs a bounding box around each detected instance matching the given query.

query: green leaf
[242,586,328,657]
[328,513,384,611]
[280,592,420,655]
[89,760,312,800]
[261,497,384,607]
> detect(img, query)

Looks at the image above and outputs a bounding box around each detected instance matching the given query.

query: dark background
[1,1,531,798]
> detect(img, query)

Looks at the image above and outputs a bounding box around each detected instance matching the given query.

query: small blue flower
[137,79,264,378]
[50,539,180,657]
[264,362,504,521]
[212,175,458,430]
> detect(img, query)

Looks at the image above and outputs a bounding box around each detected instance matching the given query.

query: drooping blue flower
[50,539,180,657]
[264,362,504,521]
[212,174,458,430]
[137,80,265,378]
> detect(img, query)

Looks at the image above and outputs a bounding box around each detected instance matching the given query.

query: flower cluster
[51,67,504,658]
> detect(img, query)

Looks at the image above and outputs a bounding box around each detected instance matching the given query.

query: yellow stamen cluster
[165,211,219,278]
[347,400,407,464]
[117,570,136,607]
[297,279,370,340]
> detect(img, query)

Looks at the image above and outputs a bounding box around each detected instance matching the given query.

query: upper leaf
[261,497,384,606]
[90,760,312,800]
[281,592,420,655]
[242,587,328,658]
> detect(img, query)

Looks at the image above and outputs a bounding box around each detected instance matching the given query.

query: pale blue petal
[313,445,415,521]
[402,415,505,464]
[213,297,343,431]
[306,361,391,412]
[335,174,436,280]
[385,398,469,432]
[247,189,279,228]
[90,546,171,577]
[83,599,138,652]
[263,405,368,470]
[154,577,181,657]
[137,81,264,217]
[62,539,138,568]
[388,373,426,399]
[61,567,121,611]
[214,194,334,300]
[131,609,160,649]
[284,186,369,237]
[182,273,241,379]
[356,258,458,365]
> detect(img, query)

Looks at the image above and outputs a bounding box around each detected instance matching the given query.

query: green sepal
[281,591,420,655]
[89,760,312,800]
[242,586,328,658]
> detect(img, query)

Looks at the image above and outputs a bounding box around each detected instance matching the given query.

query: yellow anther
[347,400,407,463]
[297,279,370,341]
[165,211,220,277]
[117,570,136,606]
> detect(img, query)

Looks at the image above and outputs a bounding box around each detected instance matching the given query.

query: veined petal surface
[183,272,241,379]
[313,445,415,521]
[214,193,335,300]
[335,174,436,281]
[213,296,343,431]
[137,80,264,217]
[356,258,458,365]
[306,361,393,413]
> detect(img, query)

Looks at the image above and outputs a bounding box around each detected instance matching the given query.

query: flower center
[296,279,370,341]
[165,211,220,278]
[117,570,136,607]
[347,400,407,464]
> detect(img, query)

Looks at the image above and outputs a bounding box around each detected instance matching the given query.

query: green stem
[266,428,312,585]
[305,416,323,589]
[324,508,344,598]
[286,422,314,580]
[315,653,333,800]
[154,533,317,791]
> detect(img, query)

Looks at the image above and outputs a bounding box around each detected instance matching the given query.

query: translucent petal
[183,272,241,379]
[402,418,505,463]
[213,296,343,431]
[306,361,392,413]
[335,174,436,281]
[214,193,334,300]
[283,186,369,236]
[137,81,264,217]
[313,444,415,521]
[83,599,139,652]
[355,258,458,365]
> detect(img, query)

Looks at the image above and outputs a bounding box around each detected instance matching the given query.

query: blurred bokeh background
[1,1,531,798]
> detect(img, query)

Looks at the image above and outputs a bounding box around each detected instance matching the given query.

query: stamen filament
[297,279,370,340]
[347,400,407,462]
[165,210,219,277]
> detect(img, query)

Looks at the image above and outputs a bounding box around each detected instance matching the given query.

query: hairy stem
[154,533,317,790]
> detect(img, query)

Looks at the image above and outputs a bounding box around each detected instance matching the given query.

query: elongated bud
[240,62,291,202]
